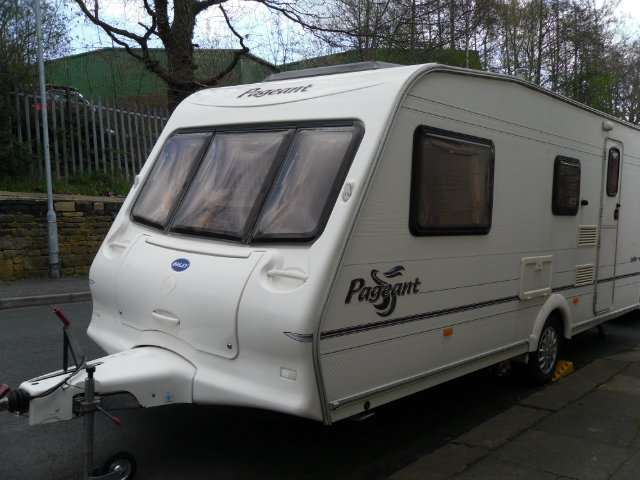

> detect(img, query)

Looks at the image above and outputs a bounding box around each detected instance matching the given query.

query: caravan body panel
[83,64,640,425]
[316,69,640,421]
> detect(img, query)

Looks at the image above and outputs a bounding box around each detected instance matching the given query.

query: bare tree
[72,0,336,110]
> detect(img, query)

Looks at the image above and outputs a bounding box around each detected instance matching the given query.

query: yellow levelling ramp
[552,360,574,381]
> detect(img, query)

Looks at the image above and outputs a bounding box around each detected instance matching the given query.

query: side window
[410,126,495,236]
[552,156,580,215]
[606,148,620,197]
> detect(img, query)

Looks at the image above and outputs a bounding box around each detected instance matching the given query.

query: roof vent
[264,61,401,82]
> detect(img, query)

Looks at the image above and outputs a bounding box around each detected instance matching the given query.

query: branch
[193,0,228,16]
[196,4,249,87]
[255,0,362,37]
[72,0,145,44]
[72,0,183,87]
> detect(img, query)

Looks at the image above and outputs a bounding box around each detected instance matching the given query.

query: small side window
[606,148,620,197]
[410,126,495,236]
[552,156,581,215]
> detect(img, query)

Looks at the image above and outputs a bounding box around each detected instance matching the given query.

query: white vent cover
[578,225,598,247]
[575,264,595,286]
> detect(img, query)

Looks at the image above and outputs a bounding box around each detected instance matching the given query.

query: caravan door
[595,139,623,313]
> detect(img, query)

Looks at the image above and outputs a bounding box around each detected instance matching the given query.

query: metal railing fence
[8,89,170,181]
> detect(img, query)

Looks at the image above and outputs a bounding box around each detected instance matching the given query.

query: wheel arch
[528,293,572,352]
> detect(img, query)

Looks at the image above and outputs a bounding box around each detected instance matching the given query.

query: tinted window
[410,126,494,236]
[253,126,362,241]
[552,156,581,215]
[170,130,293,240]
[131,132,211,228]
[606,148,620,197]
[131,123,363,243]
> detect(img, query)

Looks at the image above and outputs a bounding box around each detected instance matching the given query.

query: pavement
[0,275,91,309]
[2,276,640,479]
[390,349,640,480]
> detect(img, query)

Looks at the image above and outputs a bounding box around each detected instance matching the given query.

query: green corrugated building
[45,48,278,107]
[44,47,479,108]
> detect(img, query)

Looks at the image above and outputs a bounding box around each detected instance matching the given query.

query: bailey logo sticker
[171,258,190,272]
[345,266,421,317]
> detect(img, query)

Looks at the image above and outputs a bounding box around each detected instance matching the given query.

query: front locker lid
[116,235,263,359]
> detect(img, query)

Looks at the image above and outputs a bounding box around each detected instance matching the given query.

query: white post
[34,0,60,278]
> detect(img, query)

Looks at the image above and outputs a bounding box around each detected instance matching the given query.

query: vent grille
[575,264,595,286]
[578,225,598,247]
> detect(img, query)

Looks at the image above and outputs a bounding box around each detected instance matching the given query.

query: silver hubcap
[538,326,558,375]
[109,459,132,479]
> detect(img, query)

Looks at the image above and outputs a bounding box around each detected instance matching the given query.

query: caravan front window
[253,127,360,241]
[410,126,494,236]
[131,132,211,229]
[170,130,294,240]
[131,123,363,243]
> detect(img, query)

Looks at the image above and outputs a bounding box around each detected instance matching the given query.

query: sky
[65,0,640,60]
[617,0,640,35]
[620,0,640,19]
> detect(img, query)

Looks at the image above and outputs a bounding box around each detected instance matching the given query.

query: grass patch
[0,172,132,197]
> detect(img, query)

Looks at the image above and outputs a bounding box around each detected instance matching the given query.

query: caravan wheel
[101,452,137,480]
[528,316,562,384]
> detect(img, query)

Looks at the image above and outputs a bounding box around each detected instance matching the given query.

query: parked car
[30,85,96,113]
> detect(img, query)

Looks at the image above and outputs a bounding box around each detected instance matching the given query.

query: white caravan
[9,62,640,426]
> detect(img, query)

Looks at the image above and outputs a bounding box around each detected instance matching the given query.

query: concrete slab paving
[604,348,640,363]
[454,456,558,480]
[456,405,548,450]
[389,443,490,480]
[620,362,640,378]
[565,358,627,384]
[573,389,640,422]
[599,374,640,397]
[533,392,640,448]
[610,451,640,480]
[493,429,632,480]
[519,378,597,411]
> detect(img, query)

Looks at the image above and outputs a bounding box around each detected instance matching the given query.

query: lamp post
[34,0,60,278]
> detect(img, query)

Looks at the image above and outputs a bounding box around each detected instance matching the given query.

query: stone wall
[0,192,124,279]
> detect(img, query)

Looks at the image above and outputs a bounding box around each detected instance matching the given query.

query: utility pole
[34,0,60,278]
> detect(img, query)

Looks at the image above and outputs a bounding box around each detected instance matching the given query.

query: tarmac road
[2,301,640,479]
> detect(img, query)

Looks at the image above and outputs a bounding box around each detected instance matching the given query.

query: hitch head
[0,387,29,414]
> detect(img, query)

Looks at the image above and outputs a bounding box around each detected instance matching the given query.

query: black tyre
[528,315,562,384]
[101,452,137,480]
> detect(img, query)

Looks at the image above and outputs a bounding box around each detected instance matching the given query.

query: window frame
[130,131,213,230]
[551,155,581,216]
[130,121,364,244]
[409,125,495,237]
[168,128,296,242]
[606,147,620,197]
[252,123,365,243]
